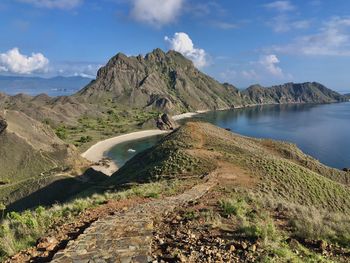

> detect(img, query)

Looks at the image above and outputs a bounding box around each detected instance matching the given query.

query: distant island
[0,75,92,96]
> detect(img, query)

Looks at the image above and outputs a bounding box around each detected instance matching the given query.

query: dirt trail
[50,179,216,262]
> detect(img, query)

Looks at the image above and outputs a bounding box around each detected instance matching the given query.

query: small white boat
[127,149,136,153]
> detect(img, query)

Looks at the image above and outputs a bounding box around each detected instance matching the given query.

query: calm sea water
[108,102,350,169]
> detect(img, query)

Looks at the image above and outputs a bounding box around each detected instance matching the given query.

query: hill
[0,110,88,206]
[0,75,92,96]
[76,49,346,114]
[243,82,345,104]
[108,122,350,261]
[2,122,350,262]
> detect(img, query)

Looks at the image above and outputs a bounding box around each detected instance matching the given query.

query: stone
[156,113,178,131]
[249,244,256,252]
[229,245,236,252]
[49,179,215,262]
[241,242,248,250]
[0,116,7,135]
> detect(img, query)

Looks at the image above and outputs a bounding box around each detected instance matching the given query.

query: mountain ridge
[76,48,346,114]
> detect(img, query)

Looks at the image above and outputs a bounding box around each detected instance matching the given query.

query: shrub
[219,198,247,218]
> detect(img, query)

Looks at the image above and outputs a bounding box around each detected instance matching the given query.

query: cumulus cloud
[17,0,83,10]
[264,1,295,12]
[272,17,350,56]
[131,0,184,27]
[164,32,209,68]
[259,54,284,77]
[0,48,49,74]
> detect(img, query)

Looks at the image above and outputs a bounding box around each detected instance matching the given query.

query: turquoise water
[107,102,350,169]
[107,135,164,167]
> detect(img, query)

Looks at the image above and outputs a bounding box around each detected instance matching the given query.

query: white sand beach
[81,111,209,175]
[82,130,169,175]
[172,110,208,120]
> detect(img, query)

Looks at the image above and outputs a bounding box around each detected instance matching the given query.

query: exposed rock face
[76,49,243,114]
[0,115,7,135]
[243,82,346,105]
[76,49,346,114]
[156,114,178,130]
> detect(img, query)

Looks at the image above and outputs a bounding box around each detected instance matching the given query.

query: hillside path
[51,179,216,262]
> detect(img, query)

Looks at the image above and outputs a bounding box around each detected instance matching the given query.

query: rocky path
[50,179,216,262]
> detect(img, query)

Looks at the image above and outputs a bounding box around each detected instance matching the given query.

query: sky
[0,0,350,92]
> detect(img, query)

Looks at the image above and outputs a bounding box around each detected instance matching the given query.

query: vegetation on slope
[0,110,88,206]
[114,122,350,261]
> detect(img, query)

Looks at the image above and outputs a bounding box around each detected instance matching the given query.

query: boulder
[343,168,350,172]
[0,116,7,135]
[156,114,178,130]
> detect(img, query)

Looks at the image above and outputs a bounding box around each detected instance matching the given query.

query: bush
[219,198,247,218]
[77,136,93,143]
[55,126,67,140]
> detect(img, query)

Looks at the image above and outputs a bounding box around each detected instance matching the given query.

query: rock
[156,113,178,131]
[0,116,7,135]
[229,245,236,252]
[343,168,350,172]
[241,242,248,250]
[36,236,58,252]
[249,244,256,252]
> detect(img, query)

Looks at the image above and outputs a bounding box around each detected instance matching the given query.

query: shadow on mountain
[6,168,109,213]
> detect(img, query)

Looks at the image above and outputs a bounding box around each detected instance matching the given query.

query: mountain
[0,49,346,126]
[0,110,88,206]
[0,49,347,208]
[0,75,92,96]
[76,49,245,113]
[76,49,346,114]
[243,82,346,105]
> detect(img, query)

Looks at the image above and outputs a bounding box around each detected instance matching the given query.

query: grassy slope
[0,110,88,206]
[112,121,350,261]
[113,121,350,213]
[2,121,350,261]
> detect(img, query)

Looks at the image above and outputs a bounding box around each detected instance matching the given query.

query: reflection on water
[108,103,350,169]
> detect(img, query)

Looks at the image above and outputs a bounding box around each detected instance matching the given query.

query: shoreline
[81,111,207,176]
[82,102,349,175]
[81,130,169,175]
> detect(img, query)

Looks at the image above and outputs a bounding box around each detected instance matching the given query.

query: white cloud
[131,0,184,27]
[0,48,49,74]
[164,32,209,68]
[17,0,82,10]
[264,1,295,12]
[272,17,350,56]
[54,62,102,78]
[259,54,284,77]
[268,15,311,32]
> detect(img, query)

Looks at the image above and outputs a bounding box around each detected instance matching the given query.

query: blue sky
[0,0,350,92]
